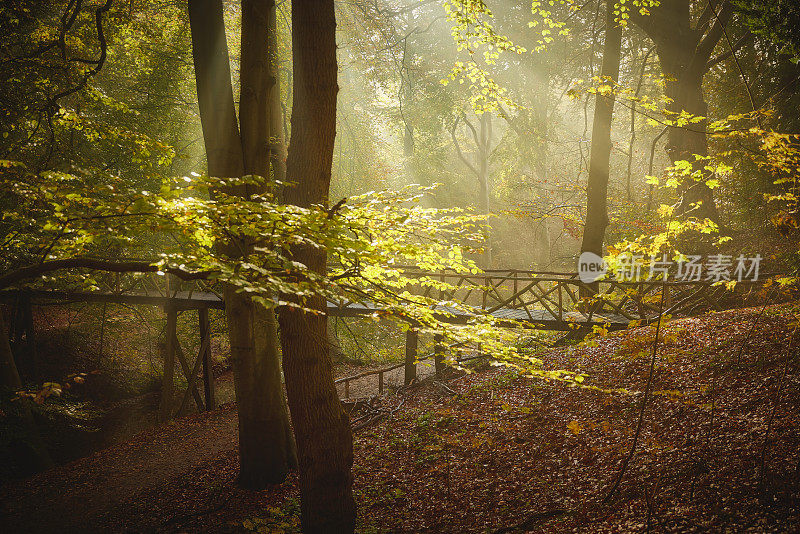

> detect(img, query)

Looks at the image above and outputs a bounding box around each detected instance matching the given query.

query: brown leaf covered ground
[2,302,799,533]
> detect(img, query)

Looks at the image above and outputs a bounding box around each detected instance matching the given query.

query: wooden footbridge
[2,267,769,417]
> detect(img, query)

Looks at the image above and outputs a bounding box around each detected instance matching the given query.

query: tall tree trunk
[224,287,296,487]
[279,0,356,531]
[188,0,296,489]
[267,0,287,188]
[632,0,732,222]
[240,0,298,486]
[188,0,244,190]
[240,0,271,180]
[580,0,622,265]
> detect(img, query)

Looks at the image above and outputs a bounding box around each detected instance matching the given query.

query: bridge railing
[83,266,772,326]
[397,268,770,325]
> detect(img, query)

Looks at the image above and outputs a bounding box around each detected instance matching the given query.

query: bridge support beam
[9,292,37,379]
[200,308,216,410]
[404,328,417,385]
[159,304,177,422]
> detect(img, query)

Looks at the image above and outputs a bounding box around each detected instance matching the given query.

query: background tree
[580,0,623,271]
[188,0,296,488]
[630,0,737,221]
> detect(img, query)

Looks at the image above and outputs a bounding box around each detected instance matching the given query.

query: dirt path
[0,403,238,532]
[0,360,419,532]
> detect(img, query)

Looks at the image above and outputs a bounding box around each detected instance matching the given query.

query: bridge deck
[1,289,632,330]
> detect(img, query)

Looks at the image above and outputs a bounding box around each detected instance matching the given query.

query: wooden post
[404,328,417,385]
[159,305,177,421]
[558,281,563,322]
[378,371,384,395]
[434,333,445,376]
[9,295,23,374]
[344,380,350,399]
[513,276,518,308]
[199,308,215,410]
[21,292,37,378]
[97,301,107,367]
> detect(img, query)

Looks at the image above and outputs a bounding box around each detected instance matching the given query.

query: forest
[1,0,799,532]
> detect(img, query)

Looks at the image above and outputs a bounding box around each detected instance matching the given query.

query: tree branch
[695,0,715,36]
[628,3,658,41]
[0,258,212,290]
[706,32,753,69]
[58,0,82,60]
[450,116,480,178]
[49,0,114,110]
[462,113,481,148]
[496,104,525,139]
[692,0,732,72]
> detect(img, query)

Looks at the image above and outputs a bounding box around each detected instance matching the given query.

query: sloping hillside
[2,303,799,533]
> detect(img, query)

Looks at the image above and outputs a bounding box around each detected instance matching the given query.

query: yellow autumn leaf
[567,420,581,435]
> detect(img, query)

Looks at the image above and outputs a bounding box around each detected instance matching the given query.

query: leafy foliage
[736,0,800,61]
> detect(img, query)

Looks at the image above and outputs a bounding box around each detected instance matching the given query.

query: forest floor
[1,302,799,532]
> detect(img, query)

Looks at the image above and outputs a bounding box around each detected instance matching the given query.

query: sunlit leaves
[441,0,525,113]
[612,0,660,27]
[0,163,589,383]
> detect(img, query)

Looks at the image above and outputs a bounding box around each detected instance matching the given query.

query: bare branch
[706,32,753,69]
[692,0,732,73]
[0,258,212,290]
[450,116,480,178]
[49,0,114,110]
[695,0,715,35]
[462,113,480,148]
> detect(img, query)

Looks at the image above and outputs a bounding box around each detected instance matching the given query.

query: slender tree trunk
[580,0,622,265]
[402,45,415,164]
[452,113,493,269]
[478,112,492,268]
[279,0,356,531]
[626,47,653,202]
[188,0,296,488]
[267,0,287,188]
